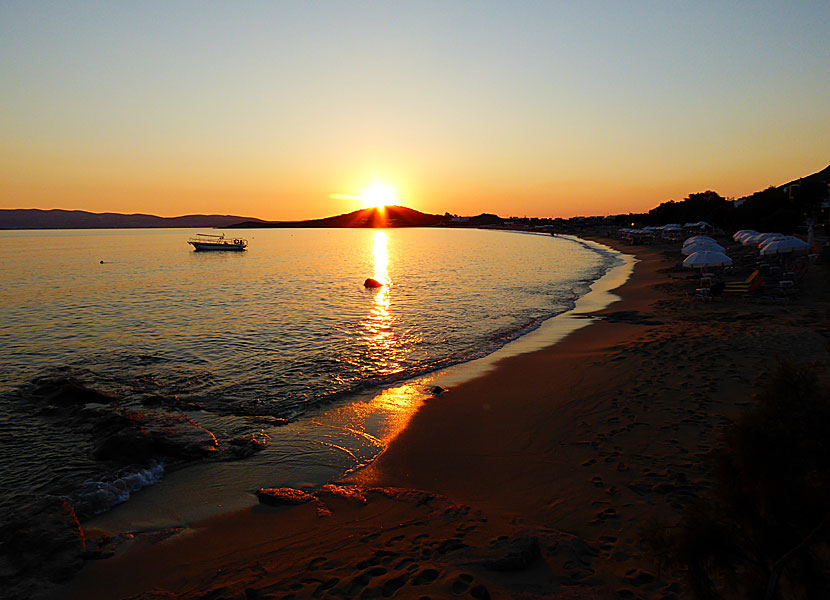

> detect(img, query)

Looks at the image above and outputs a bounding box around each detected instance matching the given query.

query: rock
[227,431,271,459]
[316,484,368,504]
[431,386,446,395]
[92,408,219,463]
[0,495,85,583]
[364,278,383,288]
[34,377,118,406]
[256,488,315,506]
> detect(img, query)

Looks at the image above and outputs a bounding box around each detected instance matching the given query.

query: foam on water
[73,462,165,519]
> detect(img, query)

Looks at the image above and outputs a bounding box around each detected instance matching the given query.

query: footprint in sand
[381,573,409,596]
[313,577,338,596]
[412,567,440,585]
[357,549,398,569]
[470,584,491,599]
[451,573,474,594]
[346,566,388,596]
[394,557,415,570]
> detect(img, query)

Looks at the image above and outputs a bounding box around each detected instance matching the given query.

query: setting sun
[362,182,396,209]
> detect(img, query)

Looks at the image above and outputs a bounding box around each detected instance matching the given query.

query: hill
[230,205,444,228]
[778,163,830,192]
[0,209,265,230]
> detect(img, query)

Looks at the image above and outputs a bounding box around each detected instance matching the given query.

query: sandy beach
[52,237,830,600]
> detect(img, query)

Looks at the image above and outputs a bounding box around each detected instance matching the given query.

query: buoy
[364,278,383,288]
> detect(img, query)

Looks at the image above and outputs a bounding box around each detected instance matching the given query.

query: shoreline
[78,233,628,536]
[52,236,830,599]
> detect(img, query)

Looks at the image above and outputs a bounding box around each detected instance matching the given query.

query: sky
[2,1,829,220]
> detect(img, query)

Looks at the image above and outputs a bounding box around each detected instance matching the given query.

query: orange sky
[2,3,828,220]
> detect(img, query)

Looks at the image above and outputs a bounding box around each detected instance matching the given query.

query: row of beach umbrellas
[681,229,812,270]
[619,221,713,240]
[733,229,811,256]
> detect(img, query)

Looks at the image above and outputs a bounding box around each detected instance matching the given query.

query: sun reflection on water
[364,231,402,374]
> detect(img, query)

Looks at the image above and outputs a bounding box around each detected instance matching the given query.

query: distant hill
[231,205,445,228]
[0,209,265,230]
[777,164,830,194]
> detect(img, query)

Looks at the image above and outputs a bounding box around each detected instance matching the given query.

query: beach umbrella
[742,232,779,246]
[755,232,784,244]
[682,251,732,269]
[681,242,725,255]
[683,235,716,247]
[733,229,758,241]
[758,235,795,250]
[760,237,810,256]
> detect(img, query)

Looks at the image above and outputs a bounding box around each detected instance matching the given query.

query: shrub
[647,362,830,599]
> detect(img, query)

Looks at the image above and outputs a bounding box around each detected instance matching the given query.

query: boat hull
[188,242,246,251]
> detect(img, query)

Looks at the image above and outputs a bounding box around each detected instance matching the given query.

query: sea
[0,227,626,529]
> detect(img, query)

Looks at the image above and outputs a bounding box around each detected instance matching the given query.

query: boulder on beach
[363,278,383,288]
[256,487,316,506]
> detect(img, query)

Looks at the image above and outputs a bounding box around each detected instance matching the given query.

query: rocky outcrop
[0,495,85,591]
[92,408,219,463]
[227,431,271,459]
[32,377,118,407]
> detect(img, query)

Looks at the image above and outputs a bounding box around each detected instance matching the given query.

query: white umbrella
[683,235,716,247]
[681,242,726,255]
[682,251,733,269]
[733,229,757,241]
[760,238,810,256]
[756,232,784,243]
[742,232,778,246]
[758,235,795,250]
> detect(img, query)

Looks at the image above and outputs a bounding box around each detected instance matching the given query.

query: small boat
[188,233,248,251]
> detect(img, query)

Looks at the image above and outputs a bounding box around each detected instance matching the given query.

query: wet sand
[55,239,830,600]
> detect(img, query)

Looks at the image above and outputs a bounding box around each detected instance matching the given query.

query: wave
[71,462,164,520]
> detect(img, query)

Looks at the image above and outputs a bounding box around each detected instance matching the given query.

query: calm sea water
[0,227,619,521]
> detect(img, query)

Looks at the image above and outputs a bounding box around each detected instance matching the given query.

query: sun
[361,182,396,209]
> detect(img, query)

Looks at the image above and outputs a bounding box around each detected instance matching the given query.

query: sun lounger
[723,270,763,295]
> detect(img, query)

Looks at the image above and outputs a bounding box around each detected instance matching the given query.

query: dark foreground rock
[32,376,119,407]
[92,408,219,463]
[0,495,85,598]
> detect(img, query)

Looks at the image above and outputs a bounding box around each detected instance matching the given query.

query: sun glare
[362,182,396,209]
